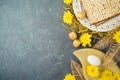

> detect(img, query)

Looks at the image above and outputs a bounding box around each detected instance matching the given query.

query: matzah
[95,20,108,26]
[81,0,120,24]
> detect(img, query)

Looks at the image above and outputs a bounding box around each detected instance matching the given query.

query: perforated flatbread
[81,0,120,24]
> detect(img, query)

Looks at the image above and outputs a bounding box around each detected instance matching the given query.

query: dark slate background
[0,0,78,80]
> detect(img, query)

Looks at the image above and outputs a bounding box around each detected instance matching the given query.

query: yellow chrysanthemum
[79,33,92,47]
[98,76,115,80]
[63,73,76,80]
[64,0,72,4]
[101,69,112,77]
[113,72,120,77]
[63,11,73,25]
[113,31,120,43]
[86,65,99,78]
[113,72,120,80]
[97,69,120,80]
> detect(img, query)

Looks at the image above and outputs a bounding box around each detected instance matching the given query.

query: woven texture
[73,0,120,32]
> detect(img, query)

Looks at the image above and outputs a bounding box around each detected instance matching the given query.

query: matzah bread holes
[73,0,120,32]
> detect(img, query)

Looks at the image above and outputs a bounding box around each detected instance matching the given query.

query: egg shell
[87,55,101,66]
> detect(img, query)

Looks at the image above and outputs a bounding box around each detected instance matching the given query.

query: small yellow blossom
[79,33,92,47]
[113,72,120,80]
[101,69,112,77]
[113,72,120,77]
[98,76,115,80]
[97,69,120,80]
[64,0,72,4]
[113,31,120,43]
[63,11,73,25]
[86,65,99,78]
[63,73,76,80]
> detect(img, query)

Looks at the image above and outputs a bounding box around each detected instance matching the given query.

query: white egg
[87,55,101,66]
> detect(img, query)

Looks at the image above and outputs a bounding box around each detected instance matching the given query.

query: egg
[77,11,86,20]
[87,55,101,66]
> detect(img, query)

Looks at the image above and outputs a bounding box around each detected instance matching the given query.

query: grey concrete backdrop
[0,0,78,80]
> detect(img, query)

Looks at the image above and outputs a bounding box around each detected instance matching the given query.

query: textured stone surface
[0,0,77,80]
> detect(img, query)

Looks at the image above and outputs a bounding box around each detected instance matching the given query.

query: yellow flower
[101,69,112,77]
[113,72,120,77]
[63,11,73,25]
[64,0,72,4]
[113,31,120,43]
[86,65,99,78]
[97,76,115,80]
[113,72,120,80]
[97,70,120,80]
[63,73,76,80]
[79,33,92,47]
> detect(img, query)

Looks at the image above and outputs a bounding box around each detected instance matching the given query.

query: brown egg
[73,39,81,48]
[68,32,77,40]
[77,11,86,20]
